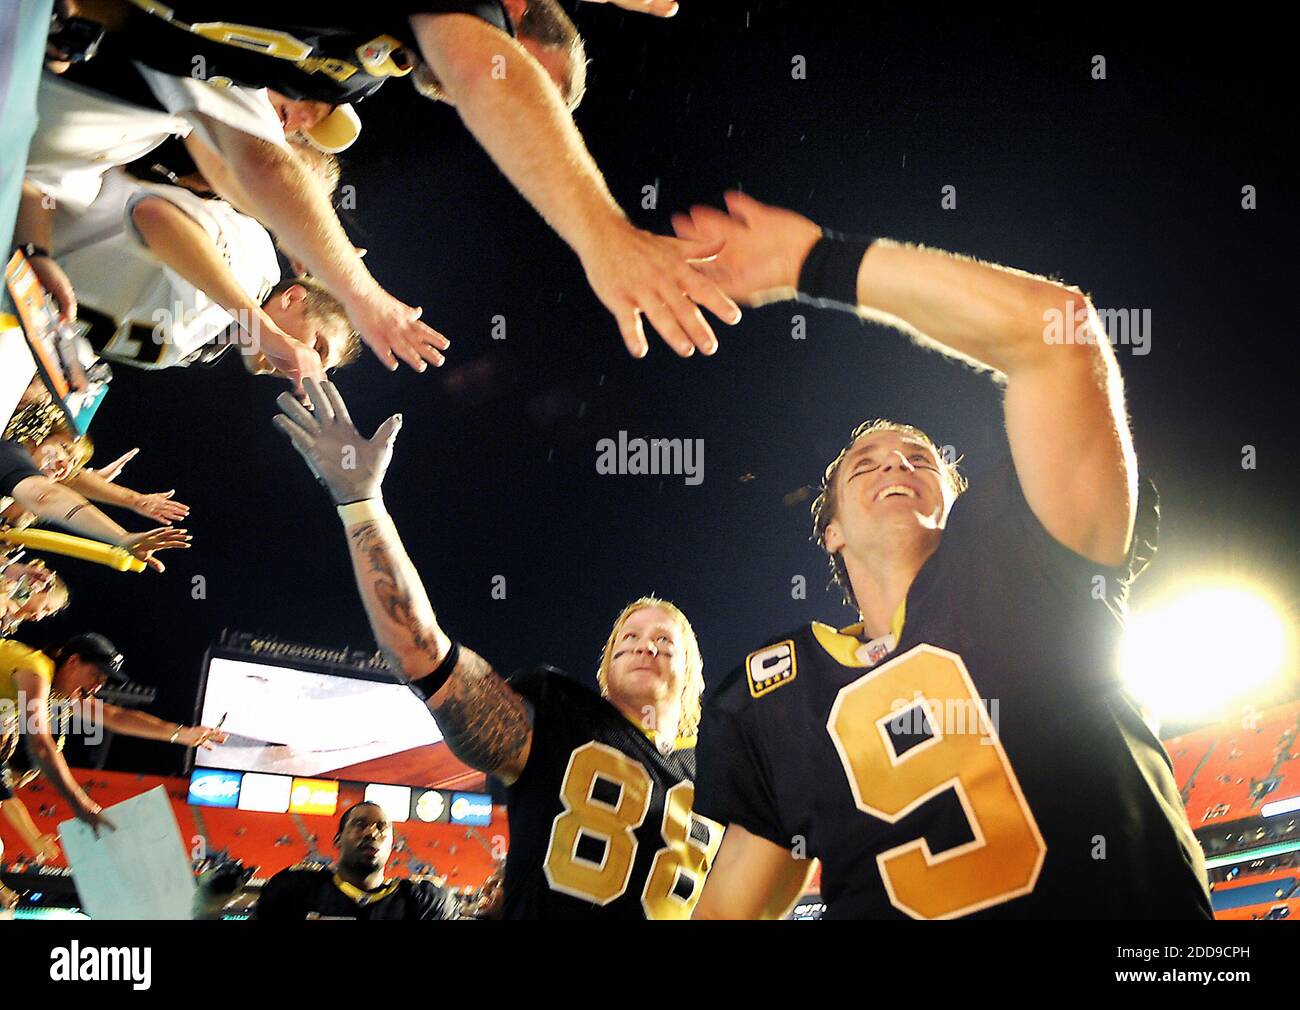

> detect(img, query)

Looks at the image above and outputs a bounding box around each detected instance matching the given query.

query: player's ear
[282,284,308,310]
[824,519,845,554]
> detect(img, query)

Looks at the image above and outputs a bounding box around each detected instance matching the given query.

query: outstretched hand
[258,327,326,397]
[133,490,190,525]
[76,801,115,838]
[178,725,229,749]
[580,222,741,358]
[670,191,823,307]
[91,448,139,484]
[584,0,681,16]
[345,287,450,373]
[120,526,192,573]
[273,378,401,503]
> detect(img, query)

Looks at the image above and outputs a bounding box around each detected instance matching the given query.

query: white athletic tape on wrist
[336,498,387,524]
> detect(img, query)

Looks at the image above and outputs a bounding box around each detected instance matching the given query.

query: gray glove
[273,378,401,504]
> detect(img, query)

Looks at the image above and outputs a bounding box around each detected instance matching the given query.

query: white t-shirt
[53,169,281,370]
[26,68,287,212]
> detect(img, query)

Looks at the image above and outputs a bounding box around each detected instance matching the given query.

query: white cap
[304,103,361,153]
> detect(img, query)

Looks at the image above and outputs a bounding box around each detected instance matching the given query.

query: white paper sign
[0,326,38,432]
[58,786,196,920]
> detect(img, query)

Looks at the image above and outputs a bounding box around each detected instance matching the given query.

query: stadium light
[1120,583,1290,723]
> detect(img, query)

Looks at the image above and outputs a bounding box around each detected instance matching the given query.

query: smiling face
[831,430,951,532]
[336,803,393,876]
[814,421,966,610]
[27,429,91,483]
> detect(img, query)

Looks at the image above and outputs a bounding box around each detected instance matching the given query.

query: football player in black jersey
[196,801,458,920]
[671,193,1212,919]
[273,378,722,919]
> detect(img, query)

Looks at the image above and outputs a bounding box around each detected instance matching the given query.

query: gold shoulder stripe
[746,640,798,698]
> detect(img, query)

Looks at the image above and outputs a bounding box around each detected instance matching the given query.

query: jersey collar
[331,873,399,907]
[812,598,908,668]
[612,705,697,752]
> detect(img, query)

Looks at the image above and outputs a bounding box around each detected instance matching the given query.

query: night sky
[23,3,1296,775]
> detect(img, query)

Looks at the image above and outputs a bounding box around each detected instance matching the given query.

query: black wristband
[407,640,461,701]
[796,230,874,311]
[16,242,52,261]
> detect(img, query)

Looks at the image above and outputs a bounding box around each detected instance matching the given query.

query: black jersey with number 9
[696,458,1212,919]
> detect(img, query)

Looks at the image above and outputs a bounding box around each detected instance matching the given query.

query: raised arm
[409,13,740,358]
[128,194,323,392]
[272,378,533,784]
[673,193,1137,566]
[64,465,189,525]
[99,703,227,748]
[182,120,448,373]
[8,473,191,572]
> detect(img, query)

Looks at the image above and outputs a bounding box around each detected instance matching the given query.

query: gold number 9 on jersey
[544,741,721,918]
[827,644,1046,919]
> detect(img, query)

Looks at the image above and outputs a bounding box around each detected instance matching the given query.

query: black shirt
[253,867,459,920]
[501,667,722,919]
[86,1,512,105]
[0,439,41,499]
[696,457,1213,920]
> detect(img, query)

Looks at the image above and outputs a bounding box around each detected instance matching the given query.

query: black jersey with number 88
[502,667,722,920]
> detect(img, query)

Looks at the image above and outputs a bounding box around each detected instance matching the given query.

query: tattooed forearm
[346,520,444,675]
[432,649,533,778]
[340,517,533,780]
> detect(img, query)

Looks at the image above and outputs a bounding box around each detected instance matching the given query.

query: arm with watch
[14,181,78,323]
[272,379,534,786]
[98,704,227,748]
